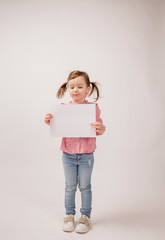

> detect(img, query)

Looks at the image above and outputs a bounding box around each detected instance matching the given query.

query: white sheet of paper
[50,104,96,137]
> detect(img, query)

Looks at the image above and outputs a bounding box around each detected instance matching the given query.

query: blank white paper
[50,104,96,137]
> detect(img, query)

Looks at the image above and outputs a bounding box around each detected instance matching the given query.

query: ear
[87,85,91,94]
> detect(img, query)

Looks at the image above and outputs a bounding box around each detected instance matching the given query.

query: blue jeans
[62,152,94,217]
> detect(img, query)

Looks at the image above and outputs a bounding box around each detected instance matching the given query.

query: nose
[73,87,78,92]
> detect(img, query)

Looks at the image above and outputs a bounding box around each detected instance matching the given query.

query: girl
[44,70,105,233]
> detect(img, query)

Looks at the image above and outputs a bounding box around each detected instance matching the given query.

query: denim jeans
[62,151,94,217]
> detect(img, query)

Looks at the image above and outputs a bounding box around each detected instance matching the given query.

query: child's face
[68,76,91,104]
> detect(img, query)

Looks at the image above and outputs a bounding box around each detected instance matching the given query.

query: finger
[91,123,98,127]
[45,117,53,120]
[44,119,50,125]
[92,125,101,129]
[46,114,53,118]
[91,122,101,126]
[45,115,53,119]
[45,117,50,121]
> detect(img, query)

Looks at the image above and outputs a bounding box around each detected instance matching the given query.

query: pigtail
[56,82,67,99]
[89,82,100,102]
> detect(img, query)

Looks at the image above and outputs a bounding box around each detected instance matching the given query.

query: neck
[72,99,87,104]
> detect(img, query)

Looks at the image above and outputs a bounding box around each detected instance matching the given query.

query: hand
[44,113,53,125]
[90,122,105,135]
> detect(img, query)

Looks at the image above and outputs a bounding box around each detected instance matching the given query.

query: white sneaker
[75,215,91,233]
[62,214,75,232]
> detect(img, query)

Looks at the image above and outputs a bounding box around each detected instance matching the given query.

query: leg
[78,153,94,217]
[62,152,78,215]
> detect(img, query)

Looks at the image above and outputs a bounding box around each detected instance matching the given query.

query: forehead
[68,76,86,85]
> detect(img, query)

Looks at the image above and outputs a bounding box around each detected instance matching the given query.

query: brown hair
[56,70,100,102]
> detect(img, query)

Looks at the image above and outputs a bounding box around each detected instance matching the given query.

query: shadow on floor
[92,208,165,228]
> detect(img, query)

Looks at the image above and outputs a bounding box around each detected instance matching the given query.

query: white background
[0,0,165,239]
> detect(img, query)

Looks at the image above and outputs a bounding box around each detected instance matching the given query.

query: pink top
[60,100,105,154]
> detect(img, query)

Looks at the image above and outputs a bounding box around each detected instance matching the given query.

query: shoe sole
[75,225,91,234]
[63,227,75,232]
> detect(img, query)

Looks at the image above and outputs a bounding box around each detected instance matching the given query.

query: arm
[91,104,106,135]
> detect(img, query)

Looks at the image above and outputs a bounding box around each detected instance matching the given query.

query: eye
[78,86,83,89]
[70,86,74,89]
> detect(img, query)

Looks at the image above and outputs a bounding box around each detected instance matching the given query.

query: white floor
[0,164,165,240]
